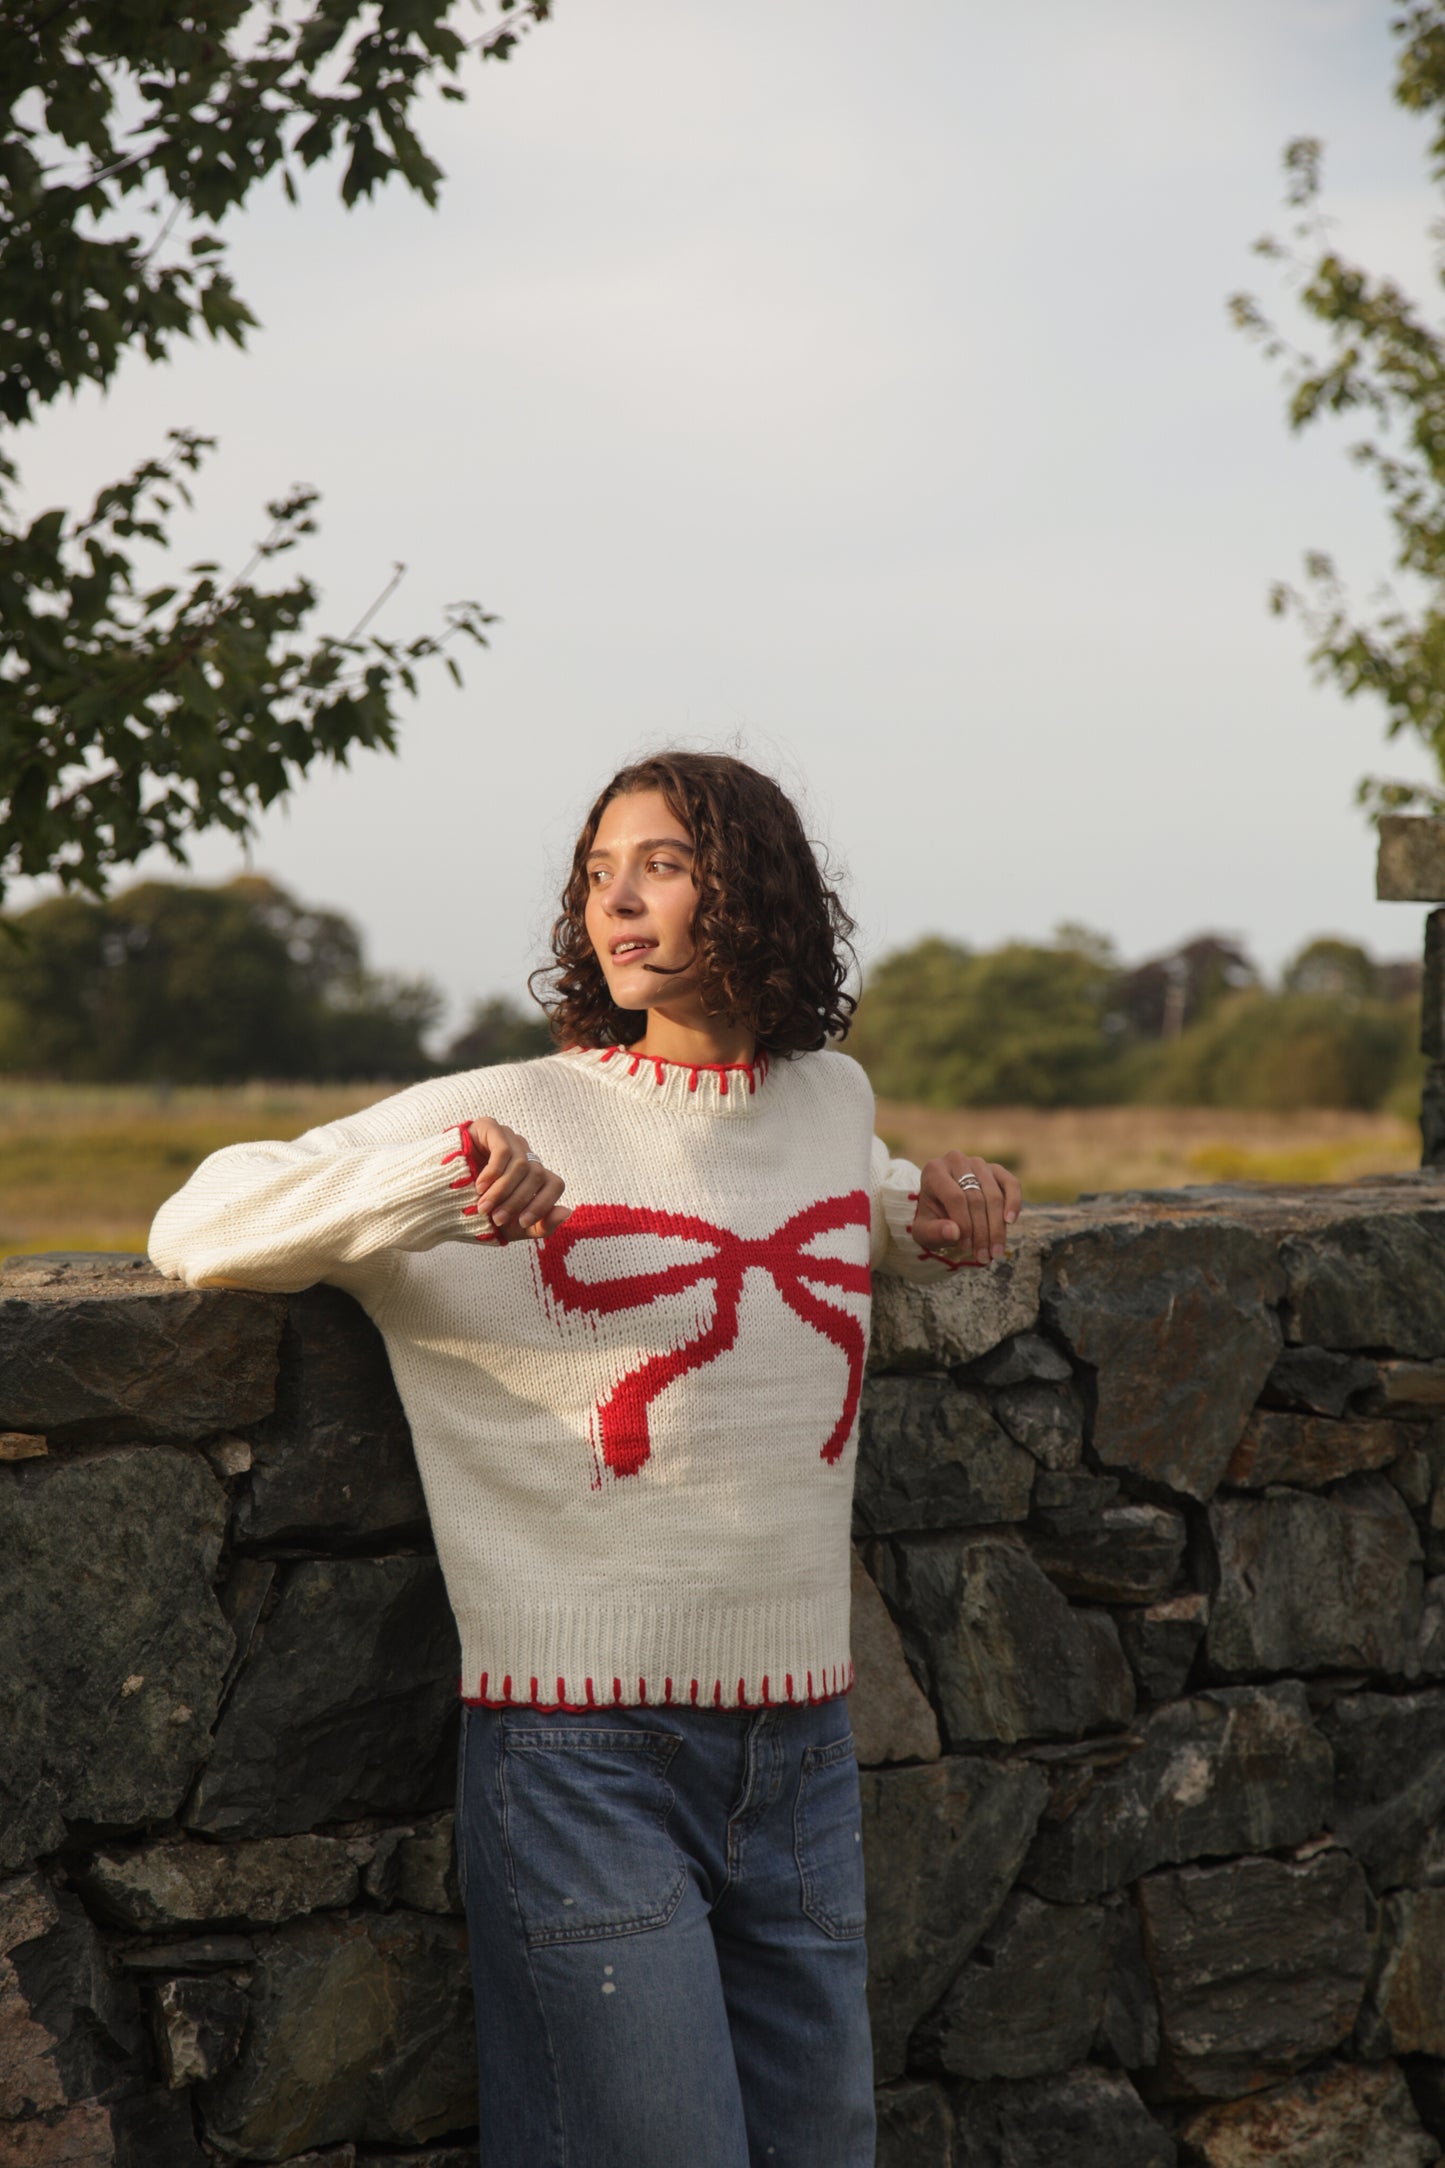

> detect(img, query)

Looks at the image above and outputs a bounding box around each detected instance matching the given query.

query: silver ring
[525,1152,541,1164]
[956,1173,983,1193]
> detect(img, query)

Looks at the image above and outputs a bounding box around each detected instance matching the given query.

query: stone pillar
[1375,817,1445,1168]
[1423,911,1445,1166]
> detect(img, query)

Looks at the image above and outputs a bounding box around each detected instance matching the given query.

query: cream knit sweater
[149,1044,954,1713]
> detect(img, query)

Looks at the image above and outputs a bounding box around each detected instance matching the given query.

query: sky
[16,0,1445,1037]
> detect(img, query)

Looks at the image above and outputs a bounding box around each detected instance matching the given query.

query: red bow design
[536,1192,872,1477]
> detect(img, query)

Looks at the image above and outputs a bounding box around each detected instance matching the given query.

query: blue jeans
[455,1697,876,2168]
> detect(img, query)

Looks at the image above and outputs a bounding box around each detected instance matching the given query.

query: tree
[850,928,1125,1108]
[1110,935,1258,1042]
[443,995,553,1069]
[1282,935,1380,1000]
[1231,3,1445,817]
[1130,987,1416,1113]
[0,1,549,904]
[0,874,443,1082]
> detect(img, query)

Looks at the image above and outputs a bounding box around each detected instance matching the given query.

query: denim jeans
[455,1696,876,2168]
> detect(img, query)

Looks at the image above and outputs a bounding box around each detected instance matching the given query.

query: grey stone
[968,1332,1074,1388]
[113,1935,257,1974]
[78,1834,361,1932]
[1360,1889,1445,2057]
[849,1550,940,1767]
[110,2088,211,2168]
[1261,1345,1377,1418]
[185,1556,460,1839]
[860,1755,1049,2082]
[0,1449,232,1869]
[913,1891,1117,2079]
[1224,1411,1405,1489]
[234,1286,428,1549]
[1405,2060,1445,2146]
[151,1974,248,2086]
[869,1243,1043,1372]
[1042,1221,1283,1501]
[0,1254,282,1445]
[1026,1482,1187,1604]
[854,1377,1033,1535]
[1096,1898,1161,2070]
[0,2104,115,2164]
[218,1556,276,1692]
[1389,1444,1435,1511]
[1428,905,1445,1060]
[872,1533,1135,1748]
[361,1817,460,1916]
[0,1875,68,2120]
[875,2078,953,2168]
[952,2065,1177,2167]
[0,1878,141,2116]
[1023,1683,1332,1902]
[1376,812,1445,900]
[1279,1207,1445,1358]
[1425,1060,1445,1166]
[363,2154,479,2168]
[1206,1476,1423,1677]
[197,1910,474,2160]
[1138,1851,1370,2098]
[1421,1430,1445,1569]
[992,1381,1085,1471]
[1413,1576,1445,1679]
[1119,1594,1210,1702]
[1178,2059,1437,2168]
[1367,1359,1445,1414]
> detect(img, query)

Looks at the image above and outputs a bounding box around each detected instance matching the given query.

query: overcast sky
[18,0,1445,1034]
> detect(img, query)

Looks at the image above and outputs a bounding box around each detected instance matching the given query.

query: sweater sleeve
[148,1084,500,1296]
[869,1133,982,1285]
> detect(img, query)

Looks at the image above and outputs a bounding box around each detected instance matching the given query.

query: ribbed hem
[455,1594,852,1712]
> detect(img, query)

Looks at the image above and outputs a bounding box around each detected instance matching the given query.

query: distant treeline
[0,877,551,1085]
[849,928,1423,1114]
[0,881,1423,1112]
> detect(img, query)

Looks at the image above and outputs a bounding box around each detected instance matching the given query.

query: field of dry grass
[0,1082,1424,1262]
[875,1101,1421,1203]
[0,1083,381,1262]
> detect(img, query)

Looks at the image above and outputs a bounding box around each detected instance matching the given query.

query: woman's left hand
[912,1153,1022,1265]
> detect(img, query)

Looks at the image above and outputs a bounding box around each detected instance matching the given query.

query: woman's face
[584,788,700,1013]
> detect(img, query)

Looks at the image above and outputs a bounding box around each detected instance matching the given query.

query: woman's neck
[631,1006,757,1071]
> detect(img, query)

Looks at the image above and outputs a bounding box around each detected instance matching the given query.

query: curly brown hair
[531,752,857,1056]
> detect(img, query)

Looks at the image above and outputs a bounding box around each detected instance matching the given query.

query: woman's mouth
[611,940,657,963]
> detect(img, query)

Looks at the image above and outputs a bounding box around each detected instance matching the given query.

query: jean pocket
[499,1724,687,1947]
[794,1733,867,1940]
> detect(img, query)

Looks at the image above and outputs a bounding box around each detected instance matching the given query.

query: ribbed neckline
[559,1043,772,1117]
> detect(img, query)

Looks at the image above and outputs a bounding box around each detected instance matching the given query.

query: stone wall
[3,1175,1445,2166]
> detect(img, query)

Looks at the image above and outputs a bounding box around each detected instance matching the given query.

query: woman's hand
[467,1119,570,1241]
[911,1153,1021,1266]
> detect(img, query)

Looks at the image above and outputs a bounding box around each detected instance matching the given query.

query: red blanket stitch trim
[592,1044,770,1095]
[463,1665,855,1712]
[441,1123,499,1244]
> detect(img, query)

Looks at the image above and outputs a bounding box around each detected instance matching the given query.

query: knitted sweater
[149,1044,955,1713]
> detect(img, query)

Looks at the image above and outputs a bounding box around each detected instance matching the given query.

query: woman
[150,750,1020,2168]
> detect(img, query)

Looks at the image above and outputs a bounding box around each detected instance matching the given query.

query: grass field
[0,1082,1424,1262]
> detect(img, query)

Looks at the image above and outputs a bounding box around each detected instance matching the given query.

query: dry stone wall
[3,1177,1445,2165]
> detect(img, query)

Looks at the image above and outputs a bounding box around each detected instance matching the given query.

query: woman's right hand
[467,1119,571,1241]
